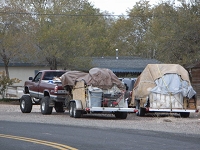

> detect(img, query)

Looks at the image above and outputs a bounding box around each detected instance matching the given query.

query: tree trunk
[0,49,10,78]
[46,57,57,70]
[4,64,9,79]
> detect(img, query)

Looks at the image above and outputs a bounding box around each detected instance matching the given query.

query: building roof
[0,56,161,73]
[184,62,200,69]
[0,62,46,67]
[92,56,161,73]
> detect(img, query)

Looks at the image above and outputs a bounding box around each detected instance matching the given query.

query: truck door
[28,72,42,98]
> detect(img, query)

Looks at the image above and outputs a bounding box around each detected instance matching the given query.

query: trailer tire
[73,102,81,118]
[136,100,145,117]
[20,95,32,113]
[136,107,146,117]
[115,112,127,119]
[55,102,65,113]
[180,112,190,118]
[40,96,53,115]
[69,102,74,117]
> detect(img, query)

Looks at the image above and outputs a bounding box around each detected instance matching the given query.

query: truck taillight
[54,86,58,93]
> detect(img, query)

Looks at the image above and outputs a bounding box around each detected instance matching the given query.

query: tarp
[60,68,125,90]
[132,64,196,100]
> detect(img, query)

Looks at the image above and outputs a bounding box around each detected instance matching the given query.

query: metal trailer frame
[69,81,136,119]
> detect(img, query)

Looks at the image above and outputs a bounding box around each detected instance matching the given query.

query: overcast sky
[89,0,186,15]
[89,0,161,15]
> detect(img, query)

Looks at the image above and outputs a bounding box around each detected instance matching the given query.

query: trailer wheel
[69,102,74,117]
[40,96,53,115]
[136,107,146,116]
[20,95,32,113]
[136,100,146,117]
[115,112,127,119]
[55,102,65,113]
[73,102,81,118]
[180,112,190,118]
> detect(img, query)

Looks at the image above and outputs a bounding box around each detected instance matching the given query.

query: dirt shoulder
[0,100,19,105]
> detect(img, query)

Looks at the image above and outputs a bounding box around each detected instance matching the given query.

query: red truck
[19,70,67,115]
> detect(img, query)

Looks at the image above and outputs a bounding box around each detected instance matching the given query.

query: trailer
[60,68,136,119]
[129,64,198,118]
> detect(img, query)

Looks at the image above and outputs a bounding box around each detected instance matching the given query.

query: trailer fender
[70,100,83,110]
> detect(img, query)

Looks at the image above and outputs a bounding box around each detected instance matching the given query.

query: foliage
[0,71,21,99]
[1,0,200,75]
[0,0,37,77]
[32,0,112,70]
[146,2,200,65]
[108,0,152,57]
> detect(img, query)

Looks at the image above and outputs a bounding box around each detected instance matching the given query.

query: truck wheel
[180,112,190,118]
[40,96,53,115]
[20,95,32,113]
[69,102,74,117]
[115,112,127,119]
[73,102,81,118]
[55,102,65,113]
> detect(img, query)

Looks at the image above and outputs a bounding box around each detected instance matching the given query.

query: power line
[0,11,126,17]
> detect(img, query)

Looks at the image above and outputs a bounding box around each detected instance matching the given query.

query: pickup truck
[19,70,67,115]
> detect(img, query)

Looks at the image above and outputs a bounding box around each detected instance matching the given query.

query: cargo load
[60,68,136,119]
[129,64,198,117]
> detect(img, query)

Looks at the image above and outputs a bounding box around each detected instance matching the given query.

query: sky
[89,0,162,15]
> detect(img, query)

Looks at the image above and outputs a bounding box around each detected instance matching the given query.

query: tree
[108,0,152,57]
[32,0,113,70]
[147,2,200,65]
[0,0,37,78]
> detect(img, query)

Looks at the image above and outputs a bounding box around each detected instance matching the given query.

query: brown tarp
[132,64,191,100]
[60,68,125,90]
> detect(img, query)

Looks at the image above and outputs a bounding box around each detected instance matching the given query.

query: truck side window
[33,72,42,82]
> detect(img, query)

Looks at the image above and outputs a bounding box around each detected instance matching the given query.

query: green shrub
[0,71,21,99]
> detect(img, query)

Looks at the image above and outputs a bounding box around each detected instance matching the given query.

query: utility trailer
[60,68,136,119]
[129,64,198,118]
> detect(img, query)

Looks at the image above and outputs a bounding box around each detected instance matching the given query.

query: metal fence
[5,86,24,99]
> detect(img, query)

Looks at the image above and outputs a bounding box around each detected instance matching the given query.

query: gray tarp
[151,74,196,99]
[60,68,125,90]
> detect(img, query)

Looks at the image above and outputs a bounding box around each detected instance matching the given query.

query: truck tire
[180,112,190,118]
[20,95,32,113]
[73,102,81,118]
[115,112,127,119]
[40,96,53,115]
[55,102,65,113]
[69,102,74,117]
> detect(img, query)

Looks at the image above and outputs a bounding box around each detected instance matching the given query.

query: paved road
[0,103,200,150]
[1,120,200,150]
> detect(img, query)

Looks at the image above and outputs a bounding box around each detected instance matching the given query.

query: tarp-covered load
[60,68,125,90]
[131,64,196,108]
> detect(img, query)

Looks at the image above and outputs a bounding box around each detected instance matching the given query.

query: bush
[0,71,21,99]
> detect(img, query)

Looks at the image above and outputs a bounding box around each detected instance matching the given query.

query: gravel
[0,102,200,135]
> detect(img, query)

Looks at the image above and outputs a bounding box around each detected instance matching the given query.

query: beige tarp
[60,68,125,90]
[132,64,191,100]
